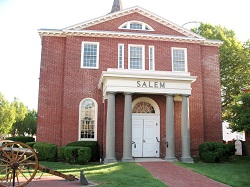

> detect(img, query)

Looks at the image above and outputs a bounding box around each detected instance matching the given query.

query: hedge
[66,141,99,162]
[33,142,57,162]
[58,146,67,161]
[61,146,91,164]
[5,136,35,143]
[26,142,36,148]
[199,142,235,163]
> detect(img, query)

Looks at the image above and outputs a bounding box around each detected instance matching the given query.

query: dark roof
[110,0,123,13]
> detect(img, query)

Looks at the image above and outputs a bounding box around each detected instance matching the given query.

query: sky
[0,0,249,110]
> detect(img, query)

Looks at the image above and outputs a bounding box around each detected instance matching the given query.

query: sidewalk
[139,161,230,187]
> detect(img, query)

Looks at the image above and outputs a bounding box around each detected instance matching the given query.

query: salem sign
[137,81,167,88]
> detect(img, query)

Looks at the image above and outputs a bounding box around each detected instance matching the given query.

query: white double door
[132,115,160,157]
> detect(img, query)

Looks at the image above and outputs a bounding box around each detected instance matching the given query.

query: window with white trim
[128,45,145,70]
[79,98,98,141]
[119,21,154,31]
[81,42,99,69]
[118,44,124,69]
[172,48,187,72]
[149,46,155,70]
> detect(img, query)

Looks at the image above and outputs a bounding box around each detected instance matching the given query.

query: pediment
[63,6,203,39]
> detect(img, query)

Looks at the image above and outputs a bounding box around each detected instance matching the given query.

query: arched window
[79,98,98,141]
[119,21,154,31]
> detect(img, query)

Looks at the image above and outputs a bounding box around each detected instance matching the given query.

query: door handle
[132,141,135,144]
[143,139,146,143]
[156,137,160,142]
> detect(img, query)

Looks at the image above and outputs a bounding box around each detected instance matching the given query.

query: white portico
[98,69,197,163]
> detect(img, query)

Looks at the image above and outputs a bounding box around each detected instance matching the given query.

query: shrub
[5,136,35,143]
[58,146,67,161]
[26,142,36,148]
[226,143,236,157]
[33,142,57,162]
[63,146,91,164]
[77,147,91,164]
[66,141,99,162]
[199,142,235,163]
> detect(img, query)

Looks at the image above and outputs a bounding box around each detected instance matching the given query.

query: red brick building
[37,0,223,163]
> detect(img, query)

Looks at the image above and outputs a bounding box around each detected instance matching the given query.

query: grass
[39,161,167,187]
[175,156,250,187]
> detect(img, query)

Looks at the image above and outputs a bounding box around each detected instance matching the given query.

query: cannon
[0,140,77,187]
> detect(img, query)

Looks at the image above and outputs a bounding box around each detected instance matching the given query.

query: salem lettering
[137,81,166,88]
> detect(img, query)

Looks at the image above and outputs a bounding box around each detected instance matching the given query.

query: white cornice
[38,29,223,46]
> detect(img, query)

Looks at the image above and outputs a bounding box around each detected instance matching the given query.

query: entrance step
[134,158,165,162]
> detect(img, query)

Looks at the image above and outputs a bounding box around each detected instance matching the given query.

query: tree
[226,92,250,132]
[0,92,16,136]
[192,23,250,118]
[10,98,28,136]
[23,110,37,136]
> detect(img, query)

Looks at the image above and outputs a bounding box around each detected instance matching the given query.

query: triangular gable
[63,6,204,39]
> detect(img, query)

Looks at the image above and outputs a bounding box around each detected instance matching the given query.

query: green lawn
[39,161,167,187]
[175,156,250,187]
[39,156,250,187]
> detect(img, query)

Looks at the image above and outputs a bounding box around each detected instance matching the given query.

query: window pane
[118,45,124,69]
[173,49,186,71]
[80,99,96,139]
[83,43,98,68]
[130,23,142,30]
[130,46,143,69]
[149,47,154,70]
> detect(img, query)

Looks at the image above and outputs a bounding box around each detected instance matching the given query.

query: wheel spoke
[19,170,29,181]
[19,154,35,164]
[15,146,22,160]
[17,148,29,162]
[0,166,11,174]
[1,149,11,162]
[0,158,10,164]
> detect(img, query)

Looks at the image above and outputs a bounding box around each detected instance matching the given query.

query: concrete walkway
[139,161,230,187]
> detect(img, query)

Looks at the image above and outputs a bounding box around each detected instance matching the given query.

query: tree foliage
[226,92,250,132]
[11,98,28,136]
[0,92,37,137]
[192,23,250,118]
[0,93,16,136]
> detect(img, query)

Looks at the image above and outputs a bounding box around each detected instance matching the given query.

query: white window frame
[119,21,154,31]
[171,47,187,72]
[118,44,124,69]
[149,46,155,70]
[79,98,98,141]
[81,41,100,69]
[128,44,145,70]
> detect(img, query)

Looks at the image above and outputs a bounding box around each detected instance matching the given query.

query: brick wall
[201,46,222,142]
[37,36,65,145]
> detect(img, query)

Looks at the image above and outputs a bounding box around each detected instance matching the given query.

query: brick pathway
[139,162,230,187]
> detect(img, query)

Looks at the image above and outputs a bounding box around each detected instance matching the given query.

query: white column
[122,93,134,162]
[165,94,178,161]
[180,95,194,163]
[104,92,117,163]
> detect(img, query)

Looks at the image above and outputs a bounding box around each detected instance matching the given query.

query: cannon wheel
[0,141,38,187]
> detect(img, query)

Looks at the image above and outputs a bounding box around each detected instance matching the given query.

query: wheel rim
[0,141,38,187]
